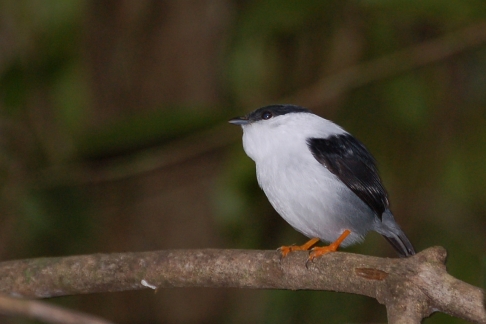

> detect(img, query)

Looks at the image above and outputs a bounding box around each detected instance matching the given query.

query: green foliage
[77,107,225,160]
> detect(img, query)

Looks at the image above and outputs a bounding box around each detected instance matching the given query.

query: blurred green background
[0,1,485,323]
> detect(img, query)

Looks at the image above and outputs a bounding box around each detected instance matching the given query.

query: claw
[306,230,351,262]
[277,230,351,266]
[305,256,313,269]
[278,238,320,259]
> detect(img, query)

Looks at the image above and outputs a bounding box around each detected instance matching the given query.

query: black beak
[228,116,249,125]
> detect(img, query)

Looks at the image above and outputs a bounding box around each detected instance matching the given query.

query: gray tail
[378,210,416,257]
[383,234,415,257]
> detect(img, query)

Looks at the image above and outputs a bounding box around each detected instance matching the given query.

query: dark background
[0,1,485,323]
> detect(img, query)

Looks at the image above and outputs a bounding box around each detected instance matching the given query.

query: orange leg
[279,237,320,258]
[307,229,351,262]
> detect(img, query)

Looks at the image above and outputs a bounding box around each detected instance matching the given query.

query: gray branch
[0,293,113,324]
[0,247,484,323]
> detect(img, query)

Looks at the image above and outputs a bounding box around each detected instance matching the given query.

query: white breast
[241,112,376,245]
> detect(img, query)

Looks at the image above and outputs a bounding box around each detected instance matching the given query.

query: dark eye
[262,111,273,120]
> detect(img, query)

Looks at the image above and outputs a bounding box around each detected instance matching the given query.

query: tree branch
[0,247,484,323]
[286,21,486,109]
[0,293,113,324]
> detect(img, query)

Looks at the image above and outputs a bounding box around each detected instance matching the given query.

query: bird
[229,104,415,261]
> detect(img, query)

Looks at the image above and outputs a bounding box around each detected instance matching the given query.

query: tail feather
[383,233,415,257]
[377,210,416,257]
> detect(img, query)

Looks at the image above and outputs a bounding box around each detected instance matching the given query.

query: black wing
[307,134,389,219]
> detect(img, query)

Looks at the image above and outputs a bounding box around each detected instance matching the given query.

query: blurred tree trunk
[85,0,229,122]
[81,1,233,322]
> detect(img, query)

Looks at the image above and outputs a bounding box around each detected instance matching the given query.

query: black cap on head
[229,104,311,125]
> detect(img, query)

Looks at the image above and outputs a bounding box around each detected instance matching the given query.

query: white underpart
[241,112,377,246]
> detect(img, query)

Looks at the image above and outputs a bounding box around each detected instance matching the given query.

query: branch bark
[0,293,113,324]
[0,247,484,323]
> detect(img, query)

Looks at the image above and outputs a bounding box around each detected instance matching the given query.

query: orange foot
[279,237,320,258]
[307,230,351,264]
